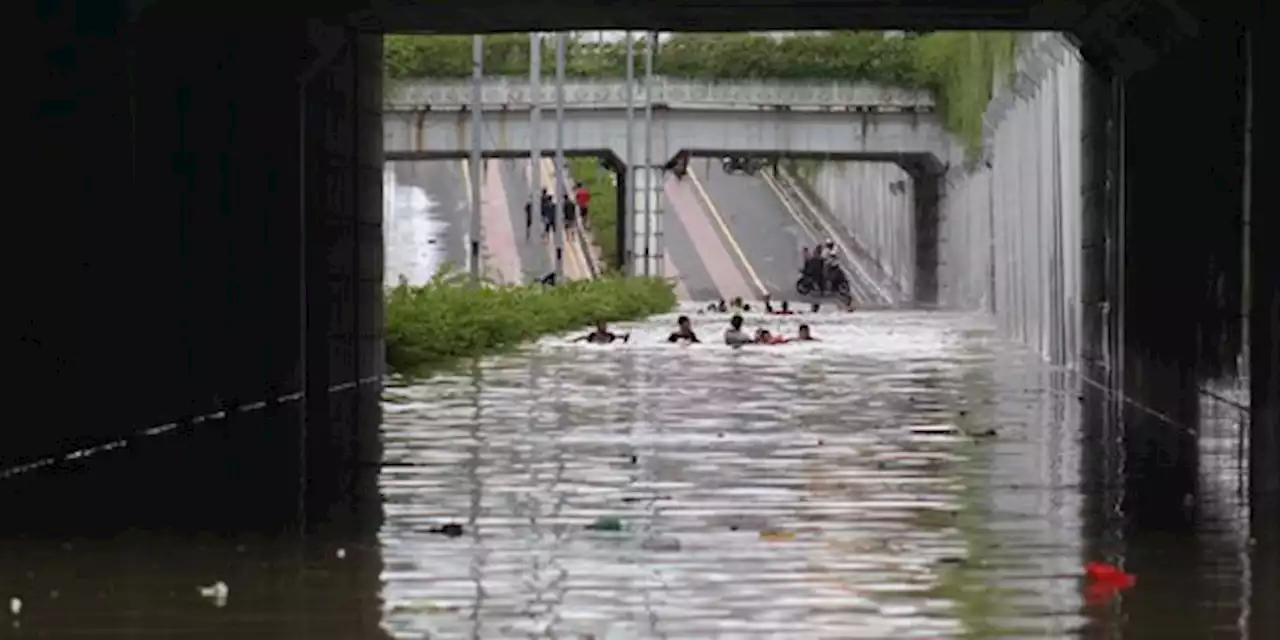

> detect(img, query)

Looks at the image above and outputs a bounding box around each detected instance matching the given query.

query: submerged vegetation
[384,31,1021,156]
[568,157,621,270]
[385,270,675,375]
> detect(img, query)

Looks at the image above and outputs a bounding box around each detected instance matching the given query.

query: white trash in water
[8,597,20,615]
[198,581,228,607]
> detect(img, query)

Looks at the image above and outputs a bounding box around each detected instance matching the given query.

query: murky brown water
[3,308,1265,638]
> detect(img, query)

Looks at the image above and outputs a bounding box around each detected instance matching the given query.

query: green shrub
[568,157,620,270]
[913,32,1020,156]
[384,31,1019,158]
[385,269,675,375]
[385,32,930,85]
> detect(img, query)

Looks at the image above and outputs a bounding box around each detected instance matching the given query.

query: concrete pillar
[910,168,941,305]
[300,24,385,533]
[1247,24,1280,640]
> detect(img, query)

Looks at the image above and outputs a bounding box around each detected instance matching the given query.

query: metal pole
[469,35,483,285]
[530,33,541,246]
[624,32,635,275]
[650,32,665,278]
[642,31,654,276]
[553,33,567,282]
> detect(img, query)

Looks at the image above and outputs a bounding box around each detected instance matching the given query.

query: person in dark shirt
[574,320,629,344]
[540,193,556,240]
[795,324,818,341]
[667,315,699,343]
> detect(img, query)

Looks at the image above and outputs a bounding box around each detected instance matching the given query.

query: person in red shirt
[573,183,591,229]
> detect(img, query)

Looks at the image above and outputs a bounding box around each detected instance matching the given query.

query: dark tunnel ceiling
[149,0,1246,74]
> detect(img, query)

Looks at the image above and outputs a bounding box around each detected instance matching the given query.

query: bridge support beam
[629,166,665,277]
[910,169,942,305]
[1247,25,1279,640]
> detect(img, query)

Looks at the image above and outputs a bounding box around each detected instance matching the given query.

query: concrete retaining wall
[802,34,1083,366]
[938,34,1084,366]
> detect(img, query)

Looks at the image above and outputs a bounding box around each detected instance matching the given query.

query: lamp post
[468,35,483,285]
[553,33,567,281]
[530,33,541,247]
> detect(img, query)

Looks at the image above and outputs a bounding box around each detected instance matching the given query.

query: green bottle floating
[586,517,624,531]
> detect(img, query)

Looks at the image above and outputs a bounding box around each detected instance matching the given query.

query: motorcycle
[721,156,767,176]
[795,263,851,297]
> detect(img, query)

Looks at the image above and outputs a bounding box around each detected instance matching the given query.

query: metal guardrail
[386,77,937,112]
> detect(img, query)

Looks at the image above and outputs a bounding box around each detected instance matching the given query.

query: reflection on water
[378,309,1089,638]
[384,166,451,285]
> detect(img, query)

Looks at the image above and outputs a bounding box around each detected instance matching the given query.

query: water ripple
[378,307,1088,638]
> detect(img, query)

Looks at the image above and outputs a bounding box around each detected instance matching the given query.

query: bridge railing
[386,76,936,112]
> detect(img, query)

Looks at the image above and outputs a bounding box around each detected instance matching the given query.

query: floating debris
[9,597,20,615]
[586,517,624,531]
[336,548,346,559]
[197,581,228,607]
[759,530,796,542]
[428,523,464,537]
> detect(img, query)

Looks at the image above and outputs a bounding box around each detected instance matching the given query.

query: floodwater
[377,308,1090,639]
[0,308,1267,638]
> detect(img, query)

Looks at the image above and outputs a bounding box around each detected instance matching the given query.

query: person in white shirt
[723,314,753,346]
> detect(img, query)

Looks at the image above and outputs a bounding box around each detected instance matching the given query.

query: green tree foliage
[385,270,675,375]
[384,31,1020,155]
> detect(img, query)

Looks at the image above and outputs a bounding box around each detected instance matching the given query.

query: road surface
[689,159,815,301]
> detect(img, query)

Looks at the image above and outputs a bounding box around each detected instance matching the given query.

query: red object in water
[1085,562,1134,584]
[1083,562,1136,606]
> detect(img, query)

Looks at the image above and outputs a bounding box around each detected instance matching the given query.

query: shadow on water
[0,386,391,639]
[1,308,1269,637]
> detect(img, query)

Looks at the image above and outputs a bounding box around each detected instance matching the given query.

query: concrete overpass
[385,78,951,283]
[384,78,951,167]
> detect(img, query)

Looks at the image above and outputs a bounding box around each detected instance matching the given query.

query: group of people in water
[574,295,845,346]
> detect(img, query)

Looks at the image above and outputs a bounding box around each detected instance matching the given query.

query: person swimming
[810,302,821,313]
[574,320,629,344]
[795,324,817,341]
[667,315,700,343]
[723,315,753,346]
[766,300,794,315]
[755,328,788,344]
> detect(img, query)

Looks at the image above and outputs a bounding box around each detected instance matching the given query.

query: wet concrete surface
[656,191,723,301]
[691,161,813,300]
[386,161,468,280]
[498,159,553,282]
[2,310,1268,638]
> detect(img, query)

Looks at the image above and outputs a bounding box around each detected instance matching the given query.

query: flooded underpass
[379,308,1092,638]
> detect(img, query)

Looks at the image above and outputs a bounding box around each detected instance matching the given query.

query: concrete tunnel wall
[938,34,1085,367]
[15,7,387,535]
[807,162,919,298]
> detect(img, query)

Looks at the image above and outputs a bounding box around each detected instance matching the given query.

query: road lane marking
[664,177,755,302]
[687,168,768,297]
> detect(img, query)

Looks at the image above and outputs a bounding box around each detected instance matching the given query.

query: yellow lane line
[686,168,768,297]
